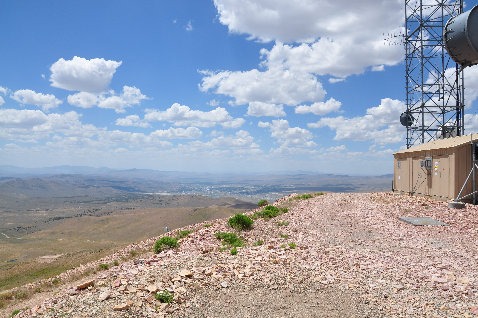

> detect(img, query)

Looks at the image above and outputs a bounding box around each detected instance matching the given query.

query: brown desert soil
[5,192,478,317]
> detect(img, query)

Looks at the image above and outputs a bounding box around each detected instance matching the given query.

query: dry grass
[0,206,241,293]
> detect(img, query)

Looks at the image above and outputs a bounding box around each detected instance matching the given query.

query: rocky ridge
[9,192,478,317]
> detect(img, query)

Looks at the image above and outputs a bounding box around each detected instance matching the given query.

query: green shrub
[280,244,286,249]
[155,290,174,303]
[129,250,138,257]
[113,260,119,266]
[11,310,20,317]
[293,194,314,200]
[280,207,288,213]
[261,205,281,219]
[98,263,109,270]
[277,221,289,226]
[230,247,238,255]
[176,230,191,239]
[203,224,212,228]
[257,199,268,207]
[254,240,264,246]
[52,278,60,285]
[250,212,261,220]
[154,236,179,254]
[228,214,254,231]
[214,232,244,247]
[315,192,324,196]
[279,233,289,239]
[288,242,296,249]
[15,292,27,299]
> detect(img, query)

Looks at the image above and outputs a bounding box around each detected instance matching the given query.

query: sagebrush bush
[98,263,109,270]
[176,230,191,239]
[254,239,264,246]
[228,213,254,231]
[214,232,244,247]
[155,290,174,303]
[292,192,324,200]
[261,205,281,219]
[154,236,179,254]
[294,194,314,200]
[230,247,238,255]
[257,199,268,207]
[15,292,27,300]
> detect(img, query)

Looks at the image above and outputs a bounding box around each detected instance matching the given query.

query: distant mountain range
[0,166,393,205]
[0,165,392,181]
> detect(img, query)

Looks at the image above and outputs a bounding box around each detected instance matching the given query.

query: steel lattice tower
[404,0,465,148]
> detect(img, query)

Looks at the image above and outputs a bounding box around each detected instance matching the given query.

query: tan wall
[394,140,478,202]
[454,144,478,202]
[394,150,454,200]
[393,157,411,192]
[411,156,429,196]
[429,156,450,199]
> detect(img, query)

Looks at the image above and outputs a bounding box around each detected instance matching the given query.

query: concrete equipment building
[393,134,478,203]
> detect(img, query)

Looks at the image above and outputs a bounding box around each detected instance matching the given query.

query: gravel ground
[10,192,478,317]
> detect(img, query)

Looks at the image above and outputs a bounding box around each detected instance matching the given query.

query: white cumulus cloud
[309,98,405,145]
[295,98,341,116]
[68,86,147,113]
[261,38,402,78]
[50,56,122,93]
[221,118,245,129]
[115,115,150,128]
[247,102,285,117]
[67,92,99,108]
[184,130,260,154]
[259,119,316,149]
[214,0,403,78]
[145,103,244,128]
[463,65,478,108]
[11,89,62,111]
[151,127,202,139]
[0,109,48,128]
[97,86,147,113]
[200,68,325,106]
[465,114,478,133]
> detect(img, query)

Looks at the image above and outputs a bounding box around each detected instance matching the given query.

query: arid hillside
[4,192,478,317]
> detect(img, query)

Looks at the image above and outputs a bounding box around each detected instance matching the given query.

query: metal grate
[398,216,448,226]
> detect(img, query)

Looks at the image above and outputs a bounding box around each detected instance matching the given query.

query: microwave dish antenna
[444,5,478,67]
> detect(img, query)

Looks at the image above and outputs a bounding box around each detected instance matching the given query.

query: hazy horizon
[0,164,393,177]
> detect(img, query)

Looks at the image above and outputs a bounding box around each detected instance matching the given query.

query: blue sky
[1,0,478,175]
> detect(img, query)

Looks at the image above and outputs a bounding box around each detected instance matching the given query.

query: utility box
[393,134,478,202]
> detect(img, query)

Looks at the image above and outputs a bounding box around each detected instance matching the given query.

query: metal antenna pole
[404,0,464,148]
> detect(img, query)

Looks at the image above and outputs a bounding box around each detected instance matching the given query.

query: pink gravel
[11,192,478,317]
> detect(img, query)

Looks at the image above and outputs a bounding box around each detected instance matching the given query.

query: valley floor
[5,192,478,317]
